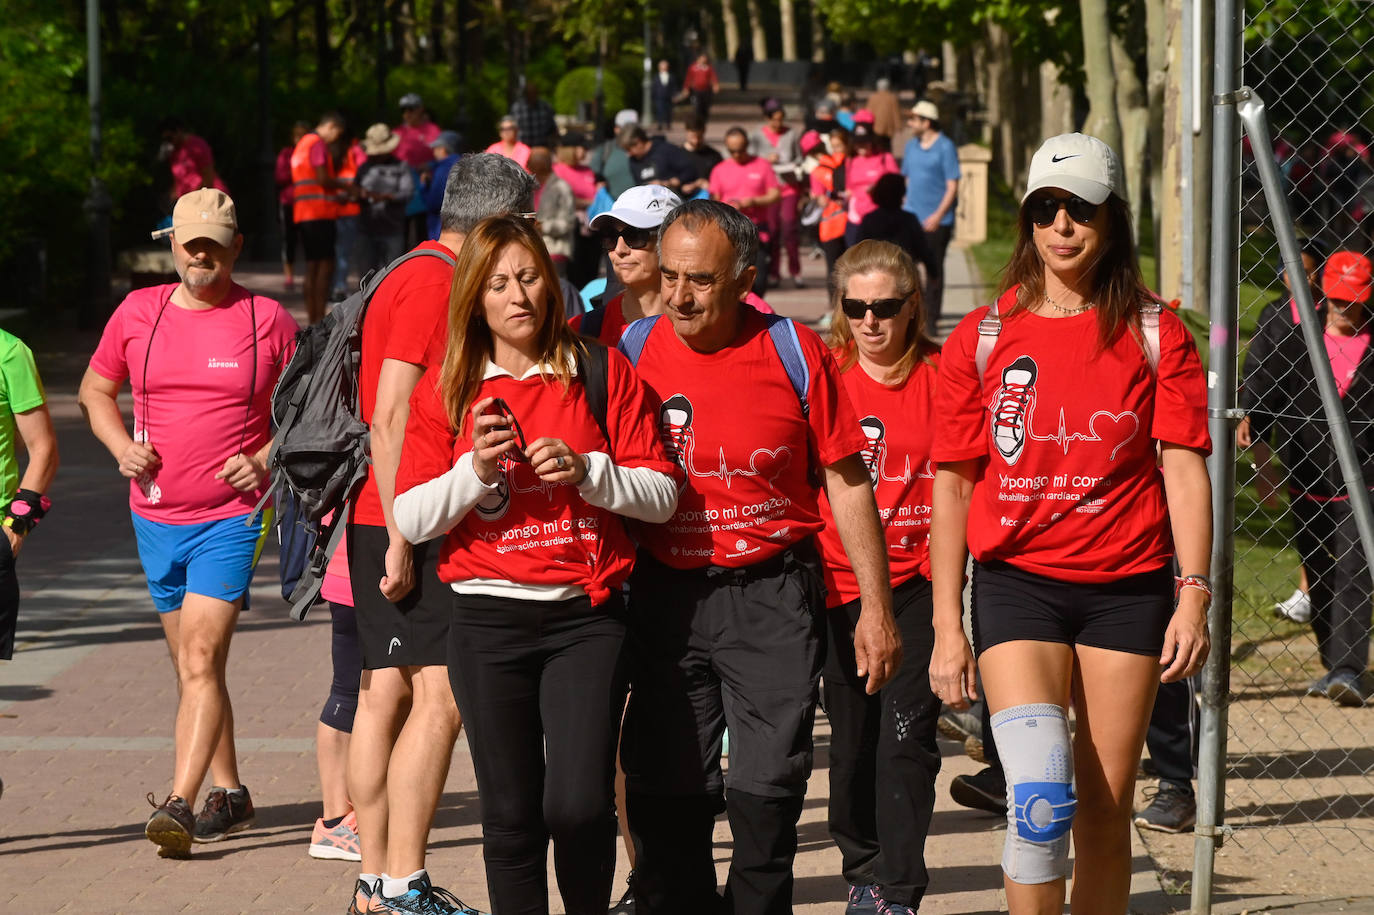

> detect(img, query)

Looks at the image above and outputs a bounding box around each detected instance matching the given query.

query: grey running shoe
[1134,783,1197,833]
[1327,671,1373,708]
[963,734,987,764]
[1308,671,1336,697]
[193,785,256,842]
[937,705,981,743]
[145,792,195,859]
[950,766,1007,816]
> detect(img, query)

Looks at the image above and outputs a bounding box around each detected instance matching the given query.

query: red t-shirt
[932,287,1211,583]
[353,241,456,526]
[395,351,677,603]
[710,156,780,225]
[629,309,866,569]
[818,353,939,606]
[570,293,630,346]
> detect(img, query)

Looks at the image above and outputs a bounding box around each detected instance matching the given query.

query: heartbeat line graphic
[506,464,562,500]
[683,439,794,489]
[1024,407,1140,461]
[876,452,920,485]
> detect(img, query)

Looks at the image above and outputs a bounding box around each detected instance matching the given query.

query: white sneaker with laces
[1274,588,1312,623]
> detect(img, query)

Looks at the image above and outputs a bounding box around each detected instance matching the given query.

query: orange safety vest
[291,132,337,223]
[814,153,848,243]
[335,142,363,218]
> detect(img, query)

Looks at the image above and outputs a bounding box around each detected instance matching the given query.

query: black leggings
[448,592,628,915]
[319,601,362,732]
[280,201,300,268]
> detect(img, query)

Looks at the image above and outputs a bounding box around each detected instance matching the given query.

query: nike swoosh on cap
[1050,154,1081,163]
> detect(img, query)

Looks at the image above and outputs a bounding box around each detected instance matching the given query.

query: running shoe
[1274,588,1312,624]
[846,884,879,915]
[1134,783,1196,833]
[949,766,1008,816]
[875,898,916,915]
[145,792,195,859]
[377,873,486,915]
[1326,670,1373,708]
[1307,670,1336,697]
[311,809,362,861]
[937,705,981,743]
[992,355,1037,465]
[964,734,987,764]
[348,877,379,915]
[193,784,256,842]
[608,872,635,914]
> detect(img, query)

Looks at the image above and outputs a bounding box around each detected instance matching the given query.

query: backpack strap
[618,315,661,366]
[761,312,811,416]
[286,505,350,621]
[581,305,607,340]
[1140,300,1162,373]
[577,340,612,447]
[974,297,1001,382]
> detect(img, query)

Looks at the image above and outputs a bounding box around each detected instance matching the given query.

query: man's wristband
[4,489,51,536]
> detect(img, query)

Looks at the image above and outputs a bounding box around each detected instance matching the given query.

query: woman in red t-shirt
[927,134,1212,912]
[816,241,942,912]
[393,215,678,914]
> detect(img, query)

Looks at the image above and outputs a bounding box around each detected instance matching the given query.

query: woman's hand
[930,627,979,710]
[1160,589,1210,682]
[470,397,520,484]
[525,437,589,485]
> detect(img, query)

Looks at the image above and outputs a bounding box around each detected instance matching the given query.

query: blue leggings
[320,602,363,732]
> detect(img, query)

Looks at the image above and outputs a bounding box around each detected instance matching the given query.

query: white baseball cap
[590,185,683,230]
[614,109,640,129]
[1023,133,1123,205]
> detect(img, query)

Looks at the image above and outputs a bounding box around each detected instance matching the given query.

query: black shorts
[971,559,1173,657]
[297,218,337,262]
[348,523,450,669]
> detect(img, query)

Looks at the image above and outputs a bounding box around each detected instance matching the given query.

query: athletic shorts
[298,218,337,262]
[348,523,450,669]
[131,510,272,613]
[971,559,1173,657]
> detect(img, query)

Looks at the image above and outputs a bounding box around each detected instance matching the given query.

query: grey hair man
[341,151,534,915]
[619,198,901,914]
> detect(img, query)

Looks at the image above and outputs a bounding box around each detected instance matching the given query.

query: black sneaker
[193,785,256,842]
[1307,671,1336,697]
[1134,783,1196,833]
[949,766,1007,816]
[145,792,195,859]
[609,871,635,914]
[846,883,879,915]
[1326,671,1373,708]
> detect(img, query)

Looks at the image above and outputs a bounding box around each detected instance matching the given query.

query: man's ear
[735,264,757,301]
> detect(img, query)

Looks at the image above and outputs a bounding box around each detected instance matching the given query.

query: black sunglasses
[600,225,655,252]
[841,296,909,320]
[1026,194,1100,227]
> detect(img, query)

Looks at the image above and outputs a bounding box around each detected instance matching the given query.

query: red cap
[1324,251,1373,303]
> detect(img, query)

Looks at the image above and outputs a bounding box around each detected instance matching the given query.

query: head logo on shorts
[858,415,886,486]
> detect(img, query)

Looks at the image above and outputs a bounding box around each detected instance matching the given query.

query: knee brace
[991,703,1075,884]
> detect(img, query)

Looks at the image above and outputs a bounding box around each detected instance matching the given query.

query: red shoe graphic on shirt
[992,355,1037,466]
[858,415,886,486]
[659,394,694,494]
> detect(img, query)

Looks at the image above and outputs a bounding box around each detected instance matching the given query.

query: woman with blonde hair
[393,214,679,914]
[928,134,1211,912]
[819,240,942,914]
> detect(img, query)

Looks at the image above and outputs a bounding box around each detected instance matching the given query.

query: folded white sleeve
[393,452,500,543]
[576,451,679,522]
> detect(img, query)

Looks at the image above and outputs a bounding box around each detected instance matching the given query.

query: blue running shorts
[131,510,272,613]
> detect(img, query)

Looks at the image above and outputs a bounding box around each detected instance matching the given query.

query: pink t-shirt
[1325,328,1370,398]
[554,161,597,203]
[89,283,299,524]
[394,121,441,169]
[320,516,352,605]
[486,141,533,170]
[170,134,230,199]
[846,151,899,224]
[709,156,779,224]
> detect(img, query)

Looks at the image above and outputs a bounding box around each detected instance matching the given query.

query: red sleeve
[569,312,584,331]
[382,270,451,367]
[605,349,681,481]
[396,371,460,496]
[89,297,134,383]
[798,328,866,466]
[1151,310,1212,452]
[931,309,990,463]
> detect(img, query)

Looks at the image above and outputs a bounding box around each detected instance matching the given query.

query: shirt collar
[481,352,578,380]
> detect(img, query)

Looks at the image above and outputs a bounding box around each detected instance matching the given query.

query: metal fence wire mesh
[1229,0,1374,857]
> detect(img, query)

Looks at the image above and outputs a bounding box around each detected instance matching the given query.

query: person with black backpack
[392,214,679,915]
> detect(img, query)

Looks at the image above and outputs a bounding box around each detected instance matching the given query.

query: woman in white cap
[927,133,1212,912]
[573,185,683,346]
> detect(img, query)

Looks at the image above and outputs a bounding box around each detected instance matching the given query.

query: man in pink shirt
[79,190,299,859]
[160,117,230,199]
[393,93,442,170]
[709,127,781,228]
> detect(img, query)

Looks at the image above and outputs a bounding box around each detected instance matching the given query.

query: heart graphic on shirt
[1088,411,1140,461]
[748,446,793,485]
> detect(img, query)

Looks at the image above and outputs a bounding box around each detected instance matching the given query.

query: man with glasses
[899,100,959,335]
[574,186,683,345]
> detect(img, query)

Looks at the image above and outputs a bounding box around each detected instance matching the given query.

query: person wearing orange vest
[810,125,852,284]
[331,136,366,302]
[292,112,346,324]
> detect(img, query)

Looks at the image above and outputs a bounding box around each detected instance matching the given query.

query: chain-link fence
[1209,0,1374,888]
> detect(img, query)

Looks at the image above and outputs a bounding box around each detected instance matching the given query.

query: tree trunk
[398,0,419,64]
[982,23,1015,186]
[1079,0,1122,157]
[1112,31,1148,215]
[746,0,767,61]
[809,0,825,62]
[721,0,741,61]
[314,0,333,91]
[780,0,797,62]
[1039,61,1073,137]
[1148,0,1174,292]
[429,0,444,64]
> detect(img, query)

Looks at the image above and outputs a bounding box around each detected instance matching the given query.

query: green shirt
[0,329,46,512]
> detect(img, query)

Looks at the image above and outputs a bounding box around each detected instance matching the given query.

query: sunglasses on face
[600,225,655,252]
[841,296,908,320]
[1026,194,1101,227]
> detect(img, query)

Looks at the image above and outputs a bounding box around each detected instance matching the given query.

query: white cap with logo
[590,185,683,230]
[1023,133,1123,205]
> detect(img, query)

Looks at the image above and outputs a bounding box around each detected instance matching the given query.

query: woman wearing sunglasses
[928,133,1212,913]
[574,185,683,345]
[392,214,679,914]
[817,241,942,914]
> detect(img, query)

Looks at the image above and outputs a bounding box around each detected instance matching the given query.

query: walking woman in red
[393,214,679,914]
[928,134,1212,913]
[818,241,942,914]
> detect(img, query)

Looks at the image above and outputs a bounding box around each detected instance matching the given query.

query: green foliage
[554,67,628,118]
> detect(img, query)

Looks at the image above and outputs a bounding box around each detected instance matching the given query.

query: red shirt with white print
[932,286,1210,583]
[818,351,939,606]
[628,308,866,569]
[395,349,676,604]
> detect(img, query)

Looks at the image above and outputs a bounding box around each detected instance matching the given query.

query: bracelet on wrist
[4,489,51,537]
[1175,574,1212,602]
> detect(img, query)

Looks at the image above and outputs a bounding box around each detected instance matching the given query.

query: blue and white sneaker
[847,884,880,915]
[377,873,487,915]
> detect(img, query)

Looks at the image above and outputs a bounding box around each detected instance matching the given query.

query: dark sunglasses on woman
[1026,193,1101,227]
[599,225,655,252]
[840,295,909,320]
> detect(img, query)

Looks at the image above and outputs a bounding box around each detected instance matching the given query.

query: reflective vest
[814,153,848,243]
[291,132,337,223]
[336,143,363,218]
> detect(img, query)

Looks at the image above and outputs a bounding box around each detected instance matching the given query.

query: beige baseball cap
[172,189,238,246]
[911,100,940,121]
[1024,133,1123,205]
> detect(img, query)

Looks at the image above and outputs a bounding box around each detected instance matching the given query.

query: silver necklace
[1044,291,1094,315]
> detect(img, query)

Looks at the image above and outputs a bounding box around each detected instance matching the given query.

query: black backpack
[259,248,456,620]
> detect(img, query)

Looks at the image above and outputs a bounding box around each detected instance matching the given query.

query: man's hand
[379,538,415,603]
[922,214,941,233]
[853,605,902,694]
[118,442,161,480]
[4,527,23,559]
[215,453,267,492]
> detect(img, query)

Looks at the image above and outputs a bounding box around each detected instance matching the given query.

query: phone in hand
[484,397,529,462]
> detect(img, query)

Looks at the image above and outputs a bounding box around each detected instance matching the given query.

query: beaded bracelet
[1175,574,1212,602]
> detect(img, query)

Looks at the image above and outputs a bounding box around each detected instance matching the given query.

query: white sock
[358,874,380,894]
[383,870,425,899]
